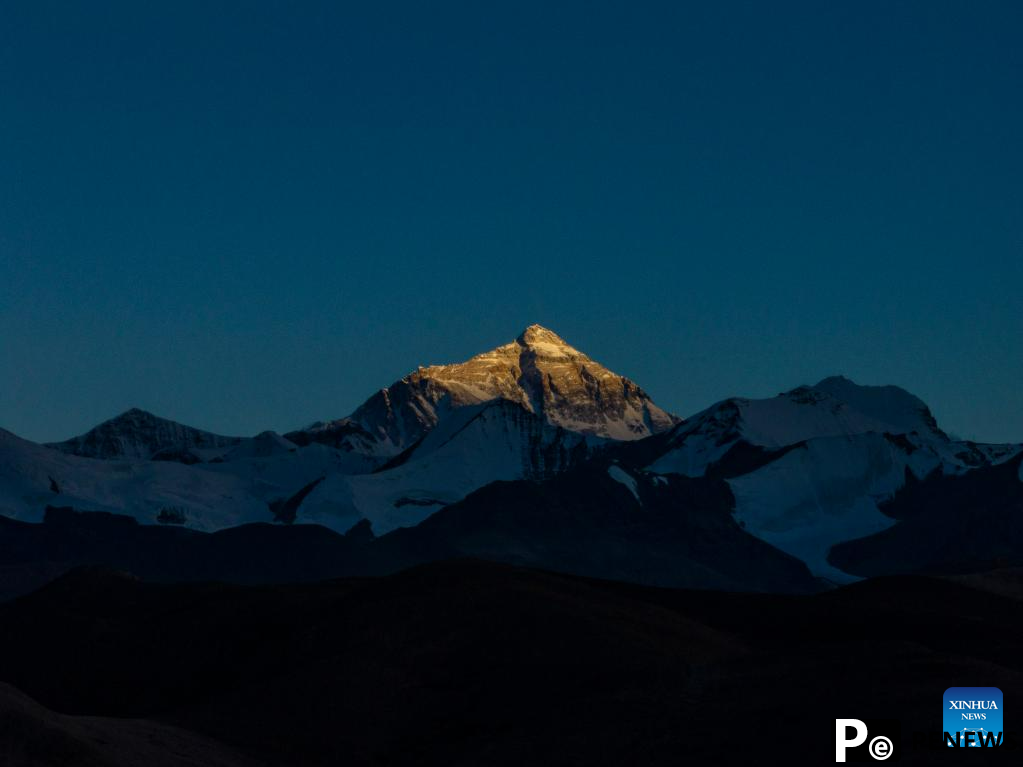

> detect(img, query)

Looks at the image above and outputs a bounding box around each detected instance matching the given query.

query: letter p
[836,719,867,762]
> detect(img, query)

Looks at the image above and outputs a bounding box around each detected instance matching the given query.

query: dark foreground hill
[0,506,370,601]
[0,560,1021,766]
[0,682,261,767]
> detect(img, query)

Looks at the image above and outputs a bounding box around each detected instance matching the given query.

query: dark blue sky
[2,1,1021,443]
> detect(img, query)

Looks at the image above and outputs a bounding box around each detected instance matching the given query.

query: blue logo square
[944,687,1003,747]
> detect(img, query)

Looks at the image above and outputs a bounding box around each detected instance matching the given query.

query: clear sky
[2,1,1021,443]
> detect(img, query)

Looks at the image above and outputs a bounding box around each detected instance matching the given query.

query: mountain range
[2,324,1020,593]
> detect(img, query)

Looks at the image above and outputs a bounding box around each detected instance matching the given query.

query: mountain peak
[345,325,679,449]
[516,324,569,348]
[46,409,239,460]
[810,375,944,438]
[116,407,158,420]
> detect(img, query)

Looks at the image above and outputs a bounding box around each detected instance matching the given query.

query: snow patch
[607,464,640,502]
[728,434,911,581]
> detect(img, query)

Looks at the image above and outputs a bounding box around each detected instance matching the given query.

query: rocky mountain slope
[46,409,241,460]
[297,324,679,453]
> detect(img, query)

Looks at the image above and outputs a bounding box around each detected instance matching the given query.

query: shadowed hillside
[0,560,1021,766]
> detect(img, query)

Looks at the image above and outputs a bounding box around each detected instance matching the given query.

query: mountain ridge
[303,324,680,453]
[2,327,1020,590]
[46,408,241,461]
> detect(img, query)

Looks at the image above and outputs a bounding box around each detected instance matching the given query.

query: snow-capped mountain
[300,399,600,533]
[647,376,949,477]
[637,376,1021,583]
[1,426,262,528]
[4,327,1022,593]
[1,419,392,530]
[304,324,679,454]
[47,408,241,461]
[3,325,667,533]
